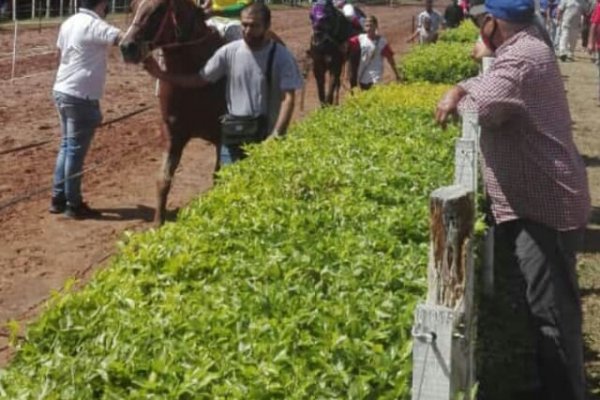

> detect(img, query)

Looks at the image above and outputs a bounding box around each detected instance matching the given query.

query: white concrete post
[11,0,18,82]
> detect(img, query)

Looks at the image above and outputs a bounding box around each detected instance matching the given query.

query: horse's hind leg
[312,53,327,106]
[155,131,188,226]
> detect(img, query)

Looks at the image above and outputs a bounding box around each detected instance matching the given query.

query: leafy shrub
[439,20,479,44]
[0,84,458,399]
[399,42,479,84]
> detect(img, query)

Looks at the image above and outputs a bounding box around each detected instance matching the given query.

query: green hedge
[439,20,479,44]
[0,84,457,399]
[399,41,479,84]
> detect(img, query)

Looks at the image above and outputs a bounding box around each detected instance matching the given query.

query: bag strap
[358,36,381,84]
[265,41,277,91]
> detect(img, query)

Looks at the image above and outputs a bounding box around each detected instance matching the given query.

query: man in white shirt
[50,0,122,219]
[557,0,589,60]
[417,0,444,42]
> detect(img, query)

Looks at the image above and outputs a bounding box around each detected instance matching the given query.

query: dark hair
[366,15,378,27]
[242,2,271,28]
[81,0,105,9]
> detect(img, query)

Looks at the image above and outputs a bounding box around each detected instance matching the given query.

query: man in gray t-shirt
[144,3,303,166]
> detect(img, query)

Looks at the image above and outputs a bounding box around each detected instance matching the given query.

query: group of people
[540,0,598,61]
[51,0,411,220]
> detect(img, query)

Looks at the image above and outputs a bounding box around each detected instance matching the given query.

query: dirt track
[0,4,420,364]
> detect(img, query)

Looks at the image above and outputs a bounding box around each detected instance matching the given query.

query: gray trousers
[494,219,586,400]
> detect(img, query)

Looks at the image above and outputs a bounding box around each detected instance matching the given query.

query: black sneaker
[65,202,102,219]
[49,197,66,214]
[559,54,568,62]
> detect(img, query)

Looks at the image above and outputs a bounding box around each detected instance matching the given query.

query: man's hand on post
[435,85,466,129]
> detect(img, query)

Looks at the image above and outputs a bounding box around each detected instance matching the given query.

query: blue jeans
[52,91,102,207]
[219,144,248,167]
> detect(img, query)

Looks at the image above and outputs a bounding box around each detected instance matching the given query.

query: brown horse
[308,7,359,106]
[120,0,226,225]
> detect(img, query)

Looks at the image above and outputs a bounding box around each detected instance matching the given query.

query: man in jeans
[436,0,590,398]
[50,0,122,218]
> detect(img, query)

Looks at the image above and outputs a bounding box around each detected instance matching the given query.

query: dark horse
[309,6,358,106]
[120,0,226,225]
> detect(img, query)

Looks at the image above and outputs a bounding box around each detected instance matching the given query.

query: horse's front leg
[155,125,188,226]
[328,65,342,106]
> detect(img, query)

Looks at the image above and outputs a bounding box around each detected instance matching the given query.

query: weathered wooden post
[46,0,51,18]
[412,113,478,400]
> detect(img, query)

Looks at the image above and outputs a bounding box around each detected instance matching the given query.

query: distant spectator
[348,15,400,89]
[0,0,8,20]
[581,0,594,48]
[417,0,444,38]
[557,0,588,61]
[587,0,599,104]
[407,14,438,43]
[445,0,465,28]
[540,0,560,49]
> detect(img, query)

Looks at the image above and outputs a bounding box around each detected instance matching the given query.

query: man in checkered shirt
[436,0,590,398]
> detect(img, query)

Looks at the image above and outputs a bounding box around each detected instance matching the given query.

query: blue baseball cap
[485,0,534,22]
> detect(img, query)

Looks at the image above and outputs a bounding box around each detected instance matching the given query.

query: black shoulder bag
[220,42,278,146]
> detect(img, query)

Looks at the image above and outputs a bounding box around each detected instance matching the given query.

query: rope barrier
[0,49,55,62]
[0,68,54,83]
[0,105,152,157]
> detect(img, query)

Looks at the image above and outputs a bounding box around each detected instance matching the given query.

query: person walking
[143,3,303,166]
[436,0,590,399]
[541,0,561,49]
[417,0,444,42]
[348,15,400,90]
[50,0,122,218]
[445,0,465,28]
[557,0,588,61]
[587,0,600,103]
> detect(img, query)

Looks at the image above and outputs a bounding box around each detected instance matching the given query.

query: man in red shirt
[587,0,600,105]
[436,0,590,398]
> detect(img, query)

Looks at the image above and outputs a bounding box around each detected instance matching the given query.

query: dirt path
[0,4,420,365]
[561,52,600,397]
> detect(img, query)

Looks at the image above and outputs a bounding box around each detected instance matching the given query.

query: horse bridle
[133,0,187,50]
